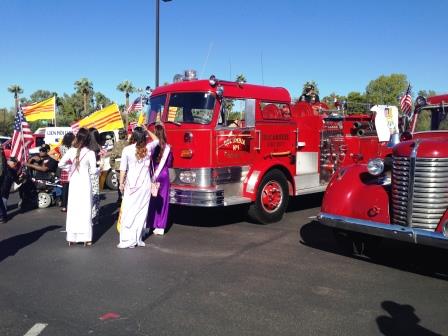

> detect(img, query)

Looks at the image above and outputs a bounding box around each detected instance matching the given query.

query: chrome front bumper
[318,212,448,250]
[169,186,252,207]
[169,187,224,207]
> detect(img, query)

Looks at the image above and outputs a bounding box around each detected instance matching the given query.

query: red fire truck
[318,94,448,251]
[147,76,390,223]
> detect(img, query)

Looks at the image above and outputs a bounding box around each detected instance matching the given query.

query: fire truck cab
[318,94,448,251]
[148,77,389,223]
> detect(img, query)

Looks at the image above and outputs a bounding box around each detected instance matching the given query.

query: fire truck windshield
[165,92,216,124]
[415,105,448,132]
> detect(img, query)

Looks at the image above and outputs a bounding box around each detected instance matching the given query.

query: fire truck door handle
[255,130,261,151]
[295,128,300,149]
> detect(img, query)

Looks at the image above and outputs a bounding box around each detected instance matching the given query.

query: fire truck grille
[392,156,448,230]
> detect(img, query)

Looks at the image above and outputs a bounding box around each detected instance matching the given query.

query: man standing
[109,129,128,205]
[0,147,7,222]
[300,84,320,104]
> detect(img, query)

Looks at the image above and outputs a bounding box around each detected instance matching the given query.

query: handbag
[150,181,160,197]
[150,161,160,197]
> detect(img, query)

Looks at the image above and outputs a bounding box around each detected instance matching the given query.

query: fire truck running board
[294,173,326,195]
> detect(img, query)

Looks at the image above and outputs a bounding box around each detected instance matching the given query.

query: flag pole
[18,108,28,165]
[53,95,57,127]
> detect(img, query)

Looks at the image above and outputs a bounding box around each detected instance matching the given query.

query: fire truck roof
[152,80,291,103]
[427,94,448,105]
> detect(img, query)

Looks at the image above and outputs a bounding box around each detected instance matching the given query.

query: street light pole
[155,0,160,88]
[155,0,172,88]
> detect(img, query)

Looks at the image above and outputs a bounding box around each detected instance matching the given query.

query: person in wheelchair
[25,144,58,180]
[24,145,62,208]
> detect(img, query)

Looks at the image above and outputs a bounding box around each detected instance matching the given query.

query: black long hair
[73,128,90,170]
[154,124,167,163]
[88,127,101,160]
[62,132,75,148]
[132,127,147,160]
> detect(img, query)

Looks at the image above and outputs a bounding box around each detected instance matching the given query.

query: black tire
[106,170,118,190]
[248,169,289,224]
[38,192,52,209]
[333,229,381,258]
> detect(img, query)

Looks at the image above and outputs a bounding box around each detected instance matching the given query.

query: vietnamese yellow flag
[22,96,56,121]
[137,110,145,126]
[78,103,124,132]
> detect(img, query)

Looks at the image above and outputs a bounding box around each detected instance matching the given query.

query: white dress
[118,141,158,248]
[59,147,97,243]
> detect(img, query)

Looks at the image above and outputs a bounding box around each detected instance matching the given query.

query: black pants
[0,176,6,220]
[62,182,69,208]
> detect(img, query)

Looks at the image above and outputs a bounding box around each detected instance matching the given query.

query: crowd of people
[0,124,172,248]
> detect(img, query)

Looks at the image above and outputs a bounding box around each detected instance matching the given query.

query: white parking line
[24,323,48,336]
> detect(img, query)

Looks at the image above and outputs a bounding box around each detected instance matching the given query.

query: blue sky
[1,0,447,109]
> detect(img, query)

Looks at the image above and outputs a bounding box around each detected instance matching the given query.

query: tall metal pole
[155,0,160,88]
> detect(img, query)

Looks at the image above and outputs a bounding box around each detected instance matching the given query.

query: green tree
[346,91,370,114]
[74,78,94,117]
[322,92,346,110]
[1,108,16,135]
[417,89,437,98]
[7,84,23,112]
[29,90,55,103]
[116,80,136,110]
[94,92,112,110]
[365,74,408,105]
[235,74,247,83]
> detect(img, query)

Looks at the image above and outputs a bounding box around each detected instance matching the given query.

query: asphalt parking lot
[0,191,447,336]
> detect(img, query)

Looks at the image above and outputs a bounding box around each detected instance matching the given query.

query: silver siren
[388,132,400,148]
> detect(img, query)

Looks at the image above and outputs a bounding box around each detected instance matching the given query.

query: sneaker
[137,241,146,247]
[153,228,165,236]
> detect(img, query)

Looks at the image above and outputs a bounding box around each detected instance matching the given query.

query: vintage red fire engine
[318,94,448,250]
[147,76,389,223]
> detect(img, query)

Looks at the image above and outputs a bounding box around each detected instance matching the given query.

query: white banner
[44,127,72,145]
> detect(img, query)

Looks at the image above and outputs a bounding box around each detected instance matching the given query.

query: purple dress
[147,145,173,230]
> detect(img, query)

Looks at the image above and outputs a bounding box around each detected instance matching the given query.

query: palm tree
[7,84,23,112]
[235,74,247,84]
[74,78,93,117]
[116,80,136,110]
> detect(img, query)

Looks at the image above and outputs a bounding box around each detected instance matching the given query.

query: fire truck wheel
[248,169,289,224]
[333,229,381,258]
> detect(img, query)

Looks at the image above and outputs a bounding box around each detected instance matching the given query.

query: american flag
[11,109,33,164]
[126,97,143,113]
[400,84,413,115]
[71,121,80,134]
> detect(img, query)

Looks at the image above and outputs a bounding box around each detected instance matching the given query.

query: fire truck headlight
[179,171,197,184]
[367,158,384,176]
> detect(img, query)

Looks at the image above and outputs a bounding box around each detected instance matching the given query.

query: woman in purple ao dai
[147,124,172,235]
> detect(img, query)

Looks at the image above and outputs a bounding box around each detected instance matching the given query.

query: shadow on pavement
[94,202,119,243]
[170,192,324,227]
[376,300,442,335]
[0,225,61,263]
[300,220,448,280]
[286,192,324,213]
[169,204,250,227]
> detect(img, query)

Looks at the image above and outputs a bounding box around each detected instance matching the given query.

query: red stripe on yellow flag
[78,103,124,132]
[22,96,56,121]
